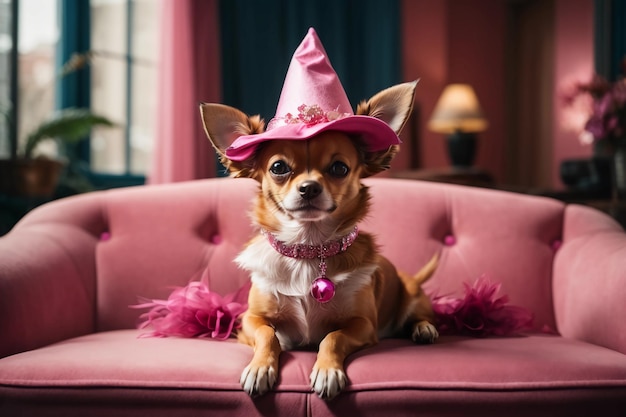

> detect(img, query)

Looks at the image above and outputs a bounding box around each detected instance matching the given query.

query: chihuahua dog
[200,80,438,400]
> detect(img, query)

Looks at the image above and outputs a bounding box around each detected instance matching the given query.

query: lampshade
[428,84,488,134]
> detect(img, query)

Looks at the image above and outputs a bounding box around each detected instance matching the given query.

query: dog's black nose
[299,181,322,200]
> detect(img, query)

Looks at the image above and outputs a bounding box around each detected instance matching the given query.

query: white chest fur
[236,239,377,350]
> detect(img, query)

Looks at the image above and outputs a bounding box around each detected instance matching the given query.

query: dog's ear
[357,80,417,135]
[199,103,265,178]
[356,80,417,177]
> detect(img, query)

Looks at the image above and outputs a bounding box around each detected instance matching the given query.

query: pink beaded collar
[262,226,359,303]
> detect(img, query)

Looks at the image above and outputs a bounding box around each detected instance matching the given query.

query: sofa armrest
[0,195,105,358]
[553,204,626,354]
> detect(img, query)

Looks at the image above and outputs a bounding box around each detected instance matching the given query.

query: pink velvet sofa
[1,177,626,416]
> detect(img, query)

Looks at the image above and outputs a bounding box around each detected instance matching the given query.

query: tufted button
[210,234,222,245]
[100,232,111,241]
[551,239,562,251]
[444,234,456,246]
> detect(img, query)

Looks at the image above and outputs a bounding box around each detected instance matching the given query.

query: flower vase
[612,139,626,201]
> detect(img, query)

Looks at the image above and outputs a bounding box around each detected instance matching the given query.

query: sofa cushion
[9,178,566,335]
[46,178,565,334]
[1,330,625,416]
[364,179,565,333]
[93,179,258,332]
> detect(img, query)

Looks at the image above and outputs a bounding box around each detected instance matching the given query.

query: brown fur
[200,81,438,400]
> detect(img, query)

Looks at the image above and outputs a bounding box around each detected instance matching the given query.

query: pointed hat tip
[277,27,350,117]
[299,27,323,53]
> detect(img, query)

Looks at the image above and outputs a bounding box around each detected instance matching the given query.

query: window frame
[2,0,19,160]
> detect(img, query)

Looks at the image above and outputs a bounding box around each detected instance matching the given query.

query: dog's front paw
[240,363,277,397]
[310,366,347,400]
[412,321,439,344]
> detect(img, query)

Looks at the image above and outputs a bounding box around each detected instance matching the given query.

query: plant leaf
[23,108,114,158]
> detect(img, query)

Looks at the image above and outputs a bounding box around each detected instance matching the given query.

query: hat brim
[224,115,401,161]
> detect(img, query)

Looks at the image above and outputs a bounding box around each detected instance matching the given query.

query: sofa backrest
[363,178,564,333]
[16,177,574,333]
[93,179,258,331]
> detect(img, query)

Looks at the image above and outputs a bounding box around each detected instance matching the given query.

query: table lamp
[428,84,488,167]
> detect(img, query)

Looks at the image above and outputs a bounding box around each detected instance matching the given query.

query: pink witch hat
[224,28,402,161]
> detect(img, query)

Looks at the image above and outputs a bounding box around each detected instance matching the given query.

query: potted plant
[0,52,114,198]
[0,107,114,198]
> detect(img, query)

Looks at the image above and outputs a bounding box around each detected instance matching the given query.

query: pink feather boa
[430,275,533,337]
[132,272,250,340]
[132,274,532,339]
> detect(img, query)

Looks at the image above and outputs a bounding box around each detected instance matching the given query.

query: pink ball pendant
[310,277,335,303]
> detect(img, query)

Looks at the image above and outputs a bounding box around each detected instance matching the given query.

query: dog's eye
[328,161,350,178]
[270,160,292,176]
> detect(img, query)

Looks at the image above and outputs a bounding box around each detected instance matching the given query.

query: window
[89,0,159,178]
[2,0,159,187]
[0,0,58,159]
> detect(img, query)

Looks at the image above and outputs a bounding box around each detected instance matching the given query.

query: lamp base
[447,131,477,168]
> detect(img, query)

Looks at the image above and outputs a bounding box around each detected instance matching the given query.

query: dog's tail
[398,252,439,297]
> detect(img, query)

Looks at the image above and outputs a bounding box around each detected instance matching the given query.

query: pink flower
[566,75,626,145]
[132,273,250,340]
[431,276,533,337]
[267,103,350,130]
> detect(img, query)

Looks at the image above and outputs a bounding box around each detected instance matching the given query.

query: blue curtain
[56,0,91,167]
[56,0,91,110]
[595,0,626,80]
[609,0,626,80]
[219,0,401,120]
